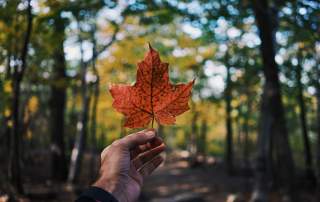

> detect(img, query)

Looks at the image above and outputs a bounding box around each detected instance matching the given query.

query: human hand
[93,129,165,202]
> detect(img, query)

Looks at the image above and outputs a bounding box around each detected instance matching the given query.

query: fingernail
[145,130,155,138]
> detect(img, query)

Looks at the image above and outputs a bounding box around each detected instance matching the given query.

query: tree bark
[251,0,296,201]
[225,54,234,175]
[49,16,68,181]
[9,0,33,194]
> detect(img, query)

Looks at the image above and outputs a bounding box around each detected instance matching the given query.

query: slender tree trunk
[225,57,234,174]
[251,0,296,201]
[5,50,12,78]
[236,105,242,148]
[68,21,91,183]
[243,89,252,193]
[4,51,12,181]
[89,79,99,181]
[89,34,100,182]
[199,118,207,157]
[189,110,198,167]
[192,111,198,155]
[315,56,320,187]
[295,52,315,184]
[68,85,78,151]
[9,79,24,194]
[89,43,99,155]
[243,91,252,169]
[90,83,100,151]
[49,17,67,181]
[8,0,33,194]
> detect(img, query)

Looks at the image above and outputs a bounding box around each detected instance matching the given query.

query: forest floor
[0,150,317,202]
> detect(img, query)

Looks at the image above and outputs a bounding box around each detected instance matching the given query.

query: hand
[93,129,165,202]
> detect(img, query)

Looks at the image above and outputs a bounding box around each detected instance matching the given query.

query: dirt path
[140,157,252,202]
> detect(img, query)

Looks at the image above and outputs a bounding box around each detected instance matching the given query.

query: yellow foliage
[4,109,11,117]
[4,81,12,93]
[27,96,39,113]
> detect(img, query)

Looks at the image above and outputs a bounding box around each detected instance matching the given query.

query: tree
[315,47,320,186]
[49,12,68,181]
[88,26,100,181]
[251,0,296,201]
[280,0,319,184]
[295,47,314,184]
[8,0,33,194]
[224,50,234,174]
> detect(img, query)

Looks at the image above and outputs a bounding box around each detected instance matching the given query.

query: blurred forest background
[0,0,319,201]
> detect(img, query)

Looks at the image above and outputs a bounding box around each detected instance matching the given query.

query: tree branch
[83,23,120,67]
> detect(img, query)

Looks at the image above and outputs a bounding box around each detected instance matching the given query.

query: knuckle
[112,139,124,148]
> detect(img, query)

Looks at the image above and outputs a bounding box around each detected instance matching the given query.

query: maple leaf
[109,44,194,128]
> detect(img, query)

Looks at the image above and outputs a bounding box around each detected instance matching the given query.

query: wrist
[93,177,123,201]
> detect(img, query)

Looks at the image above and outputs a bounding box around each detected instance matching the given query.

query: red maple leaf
[109,44,194,128]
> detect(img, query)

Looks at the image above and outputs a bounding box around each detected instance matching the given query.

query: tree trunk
[251,0,297,201]
[199,118,207,157]
[89,34,100,182]
[8,0,32,194]
[9,79,24,194]
[315,55,320,187]
[225,58,234,175]
[295,52,315,184]
[236,105,242,149]
[68,21,91,183]
[67,85,78,151]
[189,110,198,167]
[49,17,67,181]
[89,41,99,153]
[3,52,11,181]
[243,92,252,169]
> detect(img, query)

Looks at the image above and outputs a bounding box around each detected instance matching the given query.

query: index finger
[130,136,164,159]
[121,129,156,149]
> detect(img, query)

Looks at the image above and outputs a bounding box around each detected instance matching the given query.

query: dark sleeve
[76,186,118,202]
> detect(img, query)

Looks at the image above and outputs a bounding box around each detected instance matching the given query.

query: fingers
[130,136,164,159]
[138,155,163,177]
[121,129,156,149]
[132,143,165,169]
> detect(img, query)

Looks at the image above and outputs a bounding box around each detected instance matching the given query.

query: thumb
[122,129,156,149]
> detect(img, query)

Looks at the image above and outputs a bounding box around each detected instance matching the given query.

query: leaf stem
[151,116,154,128]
